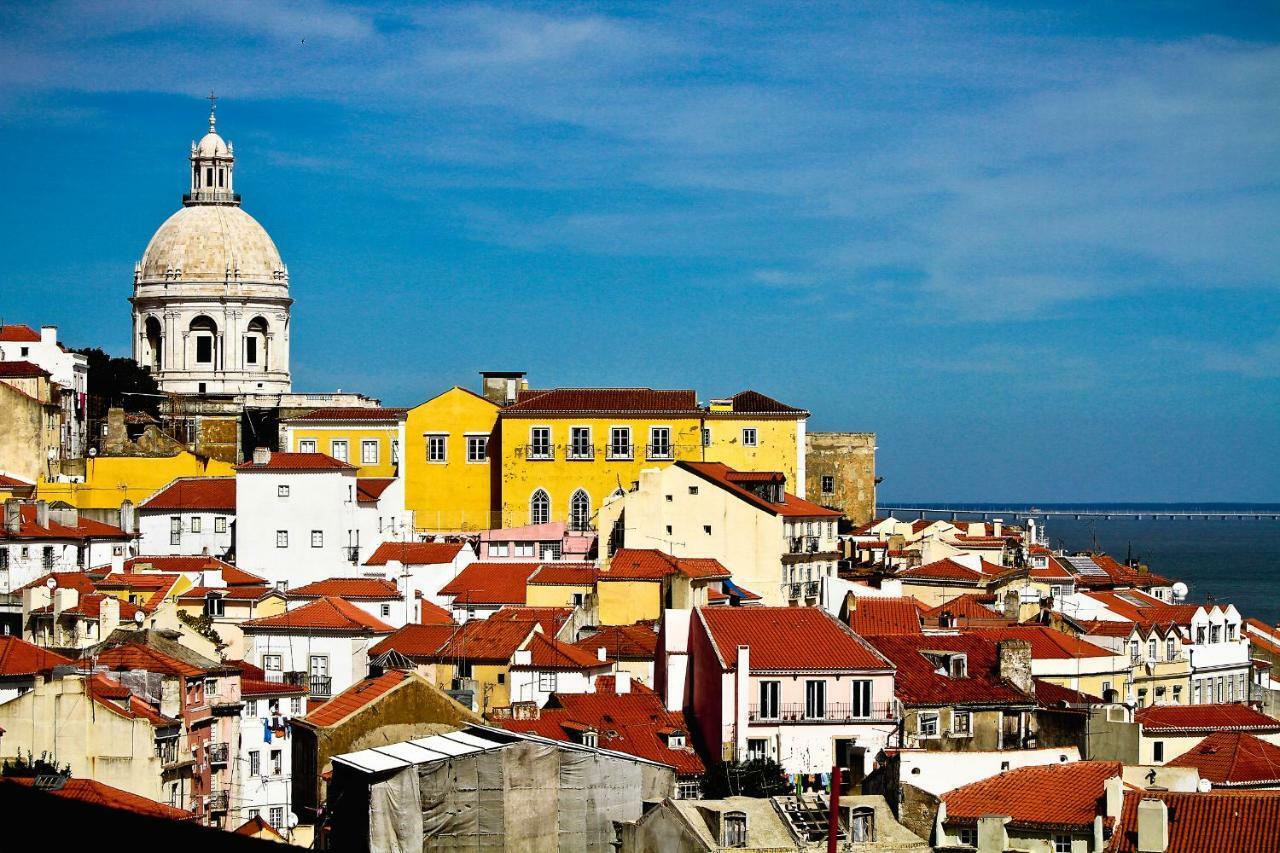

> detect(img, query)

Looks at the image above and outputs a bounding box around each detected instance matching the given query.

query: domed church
[130,103,292,397]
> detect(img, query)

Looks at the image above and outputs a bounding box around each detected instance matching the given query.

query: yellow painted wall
[404,387,499,532]
[597,579,662,626]
[37,452,235,512]
[428,660,511,714]
[526,583,595,608]
[702,417,800,488]
[283,424,400,477]
[176,596,288,659]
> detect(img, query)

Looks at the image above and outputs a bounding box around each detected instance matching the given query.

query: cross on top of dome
[207,90,218,132]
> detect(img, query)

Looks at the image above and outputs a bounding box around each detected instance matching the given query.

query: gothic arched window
[530,489,550,525]
[569,490,591,532]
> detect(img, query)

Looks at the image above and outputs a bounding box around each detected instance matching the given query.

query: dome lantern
[187,92,237,206]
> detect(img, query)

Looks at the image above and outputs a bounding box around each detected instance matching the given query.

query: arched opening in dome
[144,316,163,372]
[245,316,269,370]
[530,489,550,526]
[569,489,591,532]
[189,315,218,367]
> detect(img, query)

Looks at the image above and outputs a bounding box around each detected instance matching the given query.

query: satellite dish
[46,577,57,590]
[1171,582,1189,601]
[88,448,97,457]
[1197,778,1212,793]
[288,813,299,829]
[134,610,145,625]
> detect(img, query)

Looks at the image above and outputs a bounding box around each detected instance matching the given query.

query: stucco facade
[805,431,877,525]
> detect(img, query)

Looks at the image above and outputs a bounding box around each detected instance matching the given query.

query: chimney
[596,646,607,661]
[1105,775,1124,820]
[40,325,57,346]
[734,644,749,761]
[977,814,1010,852]
[22,586,52,626]
[479,371,526,406]
[253,446,272,465]
[997,639,1034,696]
[513,649,532,667]
[110,553,125,575]
[118,500,135,534]
[4,499,20,534]
[35,500,49,529]
[616,671,631,694]
[1137,798,1169,853]
[53,587,78,617]
[100,596,120,638]
[993,518,1003,537]
[1002,589,1020,622]
[104,407,128,454]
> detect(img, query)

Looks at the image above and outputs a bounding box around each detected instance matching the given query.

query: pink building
[477,521,594,562]
[665,606,897,778]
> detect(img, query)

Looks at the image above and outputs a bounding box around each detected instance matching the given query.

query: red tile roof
[370,623,460,659]
[233,451,357,471]
[847,598,924,636]
[1,505,131,542]
[93,643,207,679]
[174,584,277,603]
[603,548,730,581]
[0,324,41,342]
[513,631,611,671]
[1165,731,1280,786]
[139,477,235,511]
[240,675,308,697]
[0,636,72,677]
[303,670,412,728]
[16,571,97,595]
[240,596,394,633]
[437,562,539,605]
[973,626,1117,660]
[1110,790,1280,853]
[30,592,143,621]
[679,461,842,518]
[0,474,34,488]
[488,606,574,637]
[286,407,408,422]
[572,622,659,660]
[724,390,807,415]
[922,593,1008,626]
[2,777,195,820]
[697,607,891,672]
[356,478,395,503]
[364,540,465,566]
[419,598,456,625]
[435,618,540,663]
[233,814,287,839]
[866,633,1035,707]
[0,360,50,378]
[943,761,1122,831]
[494,676,704,776]
[1034,678,1104,707]
[92,556,263,586]
[504,388,700,414]
[897,558,988,583]
[527,564,599,586]
[288,577,401,600]
[93,572,182,611]
[1136,703,1280,734]
[1030,557,1074,580]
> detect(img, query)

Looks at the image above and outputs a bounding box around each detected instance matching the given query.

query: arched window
[189,315,217,365]
[569,489,591,532]
[530,489,550,525]
[144,316,163,371]
[245,316,269,368]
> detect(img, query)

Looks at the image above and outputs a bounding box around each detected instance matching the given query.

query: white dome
[196,130,231,158]
[139,205,285,283]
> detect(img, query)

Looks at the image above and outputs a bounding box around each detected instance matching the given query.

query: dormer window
[844,806,876,843]
[1033,555,1048,568]
[949,655,967,678]
[204,593,225,617]
[722,811,747,848]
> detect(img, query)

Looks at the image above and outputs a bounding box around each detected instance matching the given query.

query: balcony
[309,676,332,698]
[207,791,229,812]
[748,701,897,724]
[787,537,823,555]
[517,444,554,461]
[566,443,596,461]
[344,546,360,564]
[645,443,674,461]
[804,581,821,598]
[207,742,229,765]
[605,445,633,461]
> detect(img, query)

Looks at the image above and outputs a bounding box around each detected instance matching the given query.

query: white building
[286,577,412,629]
[507,633,613,707]
[361,540,476,610]
[236,662,308,831]
[130,104,291,397]
[137,477,235,557]
[0,499,134,594]
[0,324,89,458]
[240,596,394,701]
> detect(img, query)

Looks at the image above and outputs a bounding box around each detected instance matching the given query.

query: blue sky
[1,1,1276,502]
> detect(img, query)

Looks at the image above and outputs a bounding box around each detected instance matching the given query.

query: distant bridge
[877,505,1280,522]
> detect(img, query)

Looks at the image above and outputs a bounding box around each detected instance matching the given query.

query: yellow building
[402,387,499,532]
[279,407,407,478]
[36,451,235,521]
[493,388,807,531]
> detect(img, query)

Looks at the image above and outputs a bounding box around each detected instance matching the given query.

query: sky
[0,1,1277,503]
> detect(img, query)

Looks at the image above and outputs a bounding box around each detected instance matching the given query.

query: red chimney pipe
[827,764,841,853]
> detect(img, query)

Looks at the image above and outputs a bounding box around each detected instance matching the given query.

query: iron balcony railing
[207,791,229,812]
[566,443,596,461]
[646,443,674,460]
[605,444,634,460]
[344,546,360,564]
[207,742,229,765]
[748,701,897,724]
[309,676,332,697]
[787,537,824,555]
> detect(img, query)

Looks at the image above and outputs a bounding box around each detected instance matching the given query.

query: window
[291,696,302,714]
[958,827,977,847]
[1054,835,1072,853]
[952,710,971,735]
[276,530,288,548]
[538,671,557,692]
[540,542,562,560]
[569,490,591,531]
[245,336,258,364]
[722,812,747,848]
[426,434,447,463]
[1130,640,1140,661]
[569,426,592,459]
[821,475,834,494]
[1211,625,1222,643]
[688,486,699,495]
[310,655,330,696]
[250,751,261,776]
[278,484,290,497]
[195,335,213,364]
[1228,624,1237,641]
[514,543,534,558]
[648,426,672,459]
[608,427,632,459]
[701,427,711,447]
[245,699,259,717]
[214,516,227,534]
[270,806,284,829]
[746,738,768,761]
[530,490,550,525]
[1149,639,1158,660]
[262,654,282,675]
[741,428,758,447]
[919,713,939,737]
[758,681,780,719]
[1192,680,1201,704]
[1196,626,1206,644]
[851,679,872,718]
[804,680,826,719]
[299,439,316,453]
[204,594,225,617]
[1101,681,1112,698]
[311,530,323,548]
[381,604,391,618]
[703,525,712,535]
[361,440,378,464]
[190,516,202,534]
[330,440,348,462]
[529,427,552,460]
[271,750,283,775]
[466,435,488,462]
[1167,637,1176,660]
[1217,676,1225,702]
[170,516,181,546]
[490,543,509,557]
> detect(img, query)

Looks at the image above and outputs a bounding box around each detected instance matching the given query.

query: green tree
[72,347,161,419]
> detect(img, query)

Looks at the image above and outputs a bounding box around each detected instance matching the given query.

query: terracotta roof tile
[303,670,411,727]
[897,558,987,583]
[434,618,539,663]
[91,556,264,586]
[923,593,1010,627]
[370,623,460,659]
[943,761,1122,830]
[847,598,924,636]
[503,388,700,414]
[1034,678,1104,707]
[356,478,395,503]
[438,562,539,605]
[0,360,50,378]
[16,571,97,595]
[174,584,277,603]
[0,635,72,676]
[1110,790,1280,853]
[866,633,1034,707]
[514,632,611,671]
[241,596,394,633]
[488,606,574,637]
[285,407,408,422]
[0,474,34,488]
[725,390,807,415]
[1135,703,1280,734]
[364,541,465,566]
[93,572,182,611]
[0,324,41,342]
[1,505,131,542]
[603,549,730,581]
[572,622,659,660]
[139,477,235,511]
[233,451,357,471]
[698,607,891,672]
[1165,731,1280,786]
[288,577,401,600]
[419,598,456,625]
[973,626,1117,660]
[679,462,842,518]
[3,777,194,820]
[93,643,207,679]
[30,592,143,621]
[527,564,599,585]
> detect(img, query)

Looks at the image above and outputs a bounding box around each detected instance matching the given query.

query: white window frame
[490,543,509,557]
[426,433,447,463]
[311,530,323,548]
[607,426,632,460]
[538,671,557,692]
[741,427,758,447]
[1054,834,1073,853]
[466,433,488,463]
[278,484,290,497]
[361,440,379,465]
[568,426,593,460]
[569,489,591,532]
[804,679,826,720]
[330,439,348,462]
[758,680,780,720]
[190,516,202,534]
[276,530,288,548]
[528,426,552,460]
[530,489,551,525]
[298,438,316,454]
[648,426,672,460]
[214,516,227,533]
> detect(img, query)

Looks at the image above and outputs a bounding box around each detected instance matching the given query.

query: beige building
[805,431,877,525]
[0,362,62,483]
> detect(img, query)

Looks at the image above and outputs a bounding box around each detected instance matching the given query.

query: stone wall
[805,431,876,525]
